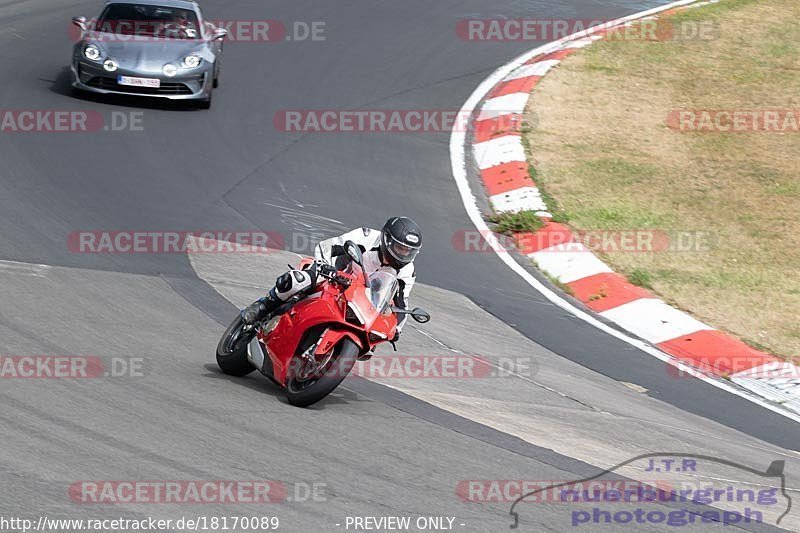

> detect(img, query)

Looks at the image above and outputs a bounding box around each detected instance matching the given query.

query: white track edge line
[448,0,800,423]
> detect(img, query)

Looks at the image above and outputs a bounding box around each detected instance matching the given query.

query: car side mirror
[213,28,228,40]
[72,16,87,31]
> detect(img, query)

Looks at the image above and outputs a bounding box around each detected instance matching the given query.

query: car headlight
[162,63,178,77]
[103,59,118,72]
[182,55,201,68]
[84,45,101,61]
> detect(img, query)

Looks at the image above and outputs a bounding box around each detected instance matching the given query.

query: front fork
[294,334,327,382]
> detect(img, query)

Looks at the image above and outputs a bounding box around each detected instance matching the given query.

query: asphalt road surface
[0,0,798,531]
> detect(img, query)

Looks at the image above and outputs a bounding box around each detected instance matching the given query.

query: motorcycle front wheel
[216,314,256,376]
[286,338,359,407]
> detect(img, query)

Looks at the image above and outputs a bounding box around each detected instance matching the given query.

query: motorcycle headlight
[162,63,178,77]
[182,55,201,68]
[103,59,118,72]
[84,44,101,61]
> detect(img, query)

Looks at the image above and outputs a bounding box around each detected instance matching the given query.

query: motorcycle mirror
[344,240,363,265]
[410,308,431,324]
[392,306,431,323]
[343,240,368,287]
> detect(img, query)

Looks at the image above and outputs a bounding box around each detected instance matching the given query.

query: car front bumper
[71,61,212,101]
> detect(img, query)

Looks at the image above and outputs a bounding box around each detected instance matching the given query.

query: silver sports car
[71,0,227,108]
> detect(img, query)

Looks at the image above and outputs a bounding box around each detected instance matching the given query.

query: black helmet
[380,217,422,269]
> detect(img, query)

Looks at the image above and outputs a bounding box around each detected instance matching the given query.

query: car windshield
[367,271,398,315]
[95,3,200,39]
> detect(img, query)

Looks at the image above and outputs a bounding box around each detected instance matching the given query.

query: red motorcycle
[216,241,431,407]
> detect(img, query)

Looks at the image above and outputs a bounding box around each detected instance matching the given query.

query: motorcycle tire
[286,338,359,407]
[216,314,256,376]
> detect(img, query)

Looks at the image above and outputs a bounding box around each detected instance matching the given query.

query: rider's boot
[242,288,283,325]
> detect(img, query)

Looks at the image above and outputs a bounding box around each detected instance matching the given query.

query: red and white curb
[451,0,800,419]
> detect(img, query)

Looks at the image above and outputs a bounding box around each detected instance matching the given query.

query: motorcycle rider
[242,217,422,339]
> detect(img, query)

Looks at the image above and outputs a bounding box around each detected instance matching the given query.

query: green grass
[487,210,544,235]
[518,137,569,223]
[742,337,773,354]
[568,204,673,229]
[537,267,575,296]
[769,182,800,196]
[651,268,770,291]
[575,158,660,187]
[528,165,570,223]
[627,268,653,289]
[520,0,800,357]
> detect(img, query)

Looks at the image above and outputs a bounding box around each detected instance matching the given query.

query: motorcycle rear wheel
[216,314,256,376]
[286,338,359,407]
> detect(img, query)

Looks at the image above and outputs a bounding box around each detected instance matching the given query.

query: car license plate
[117,76,161,88]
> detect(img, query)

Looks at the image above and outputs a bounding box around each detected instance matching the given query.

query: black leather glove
[317,262,337,276]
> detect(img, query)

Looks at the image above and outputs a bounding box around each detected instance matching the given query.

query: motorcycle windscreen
[367,271,398,315]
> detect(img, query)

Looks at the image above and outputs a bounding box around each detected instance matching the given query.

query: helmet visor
[384,232,420,264]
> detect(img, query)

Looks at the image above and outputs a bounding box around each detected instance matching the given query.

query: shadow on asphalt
[201,363,360,409]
